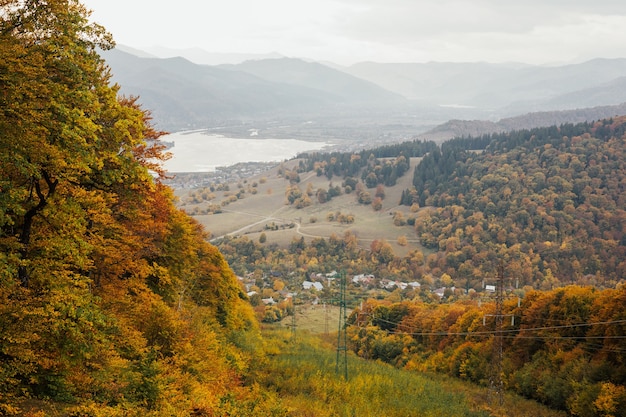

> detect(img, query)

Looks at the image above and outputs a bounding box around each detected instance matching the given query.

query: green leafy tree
[0,2,260,413]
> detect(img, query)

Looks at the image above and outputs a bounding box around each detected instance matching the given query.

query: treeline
[348,286,626,416]
[0,2,283,415]
[274,139,435,211]
[412,119,626,204]
[409,119,626,288]
[297,139,436,181]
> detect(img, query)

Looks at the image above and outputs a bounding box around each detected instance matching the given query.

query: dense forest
[0,2,277,415]
[219,118,626,292]
[297,139,436,183]
[348,286,626,416]
[410,120,626,289]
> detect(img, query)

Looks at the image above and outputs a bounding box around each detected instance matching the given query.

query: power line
[353,313,626,338]
[504,335,626,340]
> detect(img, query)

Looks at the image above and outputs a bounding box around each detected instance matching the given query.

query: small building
[352,274,375,285]
[381,279,408,290]
[261,297,276,305]
[433,287,455,298]
[302,281,323,291]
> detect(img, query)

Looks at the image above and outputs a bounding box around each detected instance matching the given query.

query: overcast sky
[82,0,626,65]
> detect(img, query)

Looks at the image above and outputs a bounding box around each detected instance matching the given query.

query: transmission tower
[291,292,297,343]
[324,301,329,335]
[483,263,516,406]
[335,270,348,380]
[490,264,505,405]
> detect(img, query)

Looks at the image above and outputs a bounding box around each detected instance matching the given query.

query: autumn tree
[348,286,626,415]
[372,197,383,211]
[0,1,260,413]
[0,0,164,403]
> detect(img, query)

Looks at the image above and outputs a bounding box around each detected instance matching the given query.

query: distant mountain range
[122,45,284,65]
[419,103,626,142]
[101,46,626,133]
[102,48,407,130]
[344,58,626,111]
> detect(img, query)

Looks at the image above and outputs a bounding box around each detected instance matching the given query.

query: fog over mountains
[345,59,626,111]
[102,46,626,136]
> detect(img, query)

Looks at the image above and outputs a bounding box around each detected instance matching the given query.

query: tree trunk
[18,172,58,286]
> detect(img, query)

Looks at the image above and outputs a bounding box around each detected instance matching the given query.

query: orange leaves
[0,1,270,414]
[350,286,626,414]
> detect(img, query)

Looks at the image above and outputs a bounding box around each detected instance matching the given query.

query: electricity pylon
[484,263,514,406]
[335,270,348,380]
[291,292,297,343]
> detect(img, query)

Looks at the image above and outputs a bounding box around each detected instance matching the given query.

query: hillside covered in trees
[211,117,626,417]
[410,120,626,289]
[0,2,274,415]
[216,118,625,294]
[348,286,626,416]
[3,1,626,416]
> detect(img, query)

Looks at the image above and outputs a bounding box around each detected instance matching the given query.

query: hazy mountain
[218,58,405,105]
[343,61,531,104]
[343,58,626,112]
[138,45,284,65]
[115,44,157,58]
[102,46,626,133]
[420,102,626,142]
[539,76,626,110]
[101,49,405,130]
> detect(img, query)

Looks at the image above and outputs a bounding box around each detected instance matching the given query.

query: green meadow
[252,329,566,417]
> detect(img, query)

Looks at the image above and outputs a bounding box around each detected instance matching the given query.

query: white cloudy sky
[82,0,626,65]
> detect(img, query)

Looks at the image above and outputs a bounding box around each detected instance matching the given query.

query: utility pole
[290,267,297,344]
[490,264,505,406]
[335,270,348,380]
[324,301,329,335]
[291,292,297,343]
[483,263,514,406]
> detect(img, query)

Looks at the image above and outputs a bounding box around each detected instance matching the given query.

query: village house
[352,273,375,286]
[302,281,324,291]
[433,287,456,298]
[261,297,276,305]
[380,279,409,290]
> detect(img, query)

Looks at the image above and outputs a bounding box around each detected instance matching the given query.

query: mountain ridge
[344,58,626,110]
[102,48,407,131]
[104,46,626,135]
[419,102,626,142]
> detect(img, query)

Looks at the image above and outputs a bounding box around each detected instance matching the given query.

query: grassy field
[256,329,567,417]
[179,157,426,255]
[277,304,343,335]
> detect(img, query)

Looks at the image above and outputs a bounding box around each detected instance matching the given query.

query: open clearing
[277,304,344,335]
[178,157,427,255]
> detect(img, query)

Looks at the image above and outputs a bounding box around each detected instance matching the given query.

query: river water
[161,130,331,172]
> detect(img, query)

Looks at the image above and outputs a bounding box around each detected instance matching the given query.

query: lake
[161,130,332,172]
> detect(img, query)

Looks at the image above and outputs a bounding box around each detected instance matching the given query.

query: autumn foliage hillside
[348,286,626,416]
[411,119,626,289]
[0,1,275,415]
